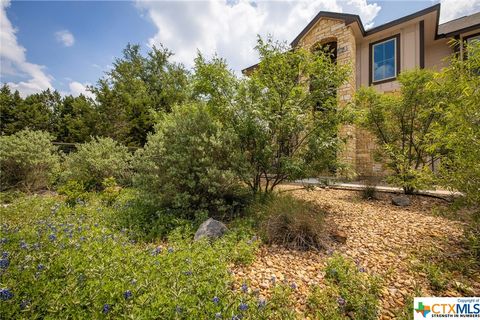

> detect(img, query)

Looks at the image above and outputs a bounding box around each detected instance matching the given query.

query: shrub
[259,194,326,250]
[307,254,382,319]
[361,180,378,200]
[0,130,60,192]
[134,103,250,220]
[0,193,292,319]
[62,137,133,190]
[57,180,88,207]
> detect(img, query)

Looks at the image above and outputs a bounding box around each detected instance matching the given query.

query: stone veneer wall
[297,18,364,176]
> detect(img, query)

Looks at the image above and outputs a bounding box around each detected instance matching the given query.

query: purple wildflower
[49,234,56,241]
[20,300,29,310]
[0,288,13,301]
[20,241,28,249]
[0,238,8,244]
[358,267,366,273]
[241,283,248,293]
[175,306,182,314]
[270,276,276,284]
[337,296,346,307]
[102,304,111,314]
[239,303,248,311]
[2,252,7,258]
[123,290,133,300]
[152,246,162,255]
[37,264,45,271]
[183,270,193,276]
[290,282,297,290]
[0,258,9,269]
[212,296,220,304]
[168,247,174,253]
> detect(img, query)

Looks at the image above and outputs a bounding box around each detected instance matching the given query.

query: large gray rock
[194,218,228,241]
[391,195,410,206]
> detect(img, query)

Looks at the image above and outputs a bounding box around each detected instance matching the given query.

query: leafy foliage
[307,254,381,319]
[259,194,326,250]
[0,130,60,192]
[135,102,249,220]
[0,194,293,319]
[62,137,133,190]
[355,69,441,193]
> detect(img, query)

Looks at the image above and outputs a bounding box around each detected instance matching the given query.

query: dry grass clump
[259,194,326,250]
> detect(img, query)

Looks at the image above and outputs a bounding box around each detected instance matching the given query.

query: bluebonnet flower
[290,282,297,290]
[231,315,241,320]
[168,247,174,253]
[239,303,248,311]
[102,304,111,314]
[0,238,8,244]
[2,252,8,258]
[49,234,56,241]
[123,290,133,300]
[212,296,220,304]
[0,288,13,301]
[20,240,28,249]
[37,264,45,271]
[337,296,346,307]
[270,276,276,284]
[80,236,86,242]
[0,258,9,269]
[32,243,40,250]
[175,306,182,313]
[183,270,193,276]
[241,283,248,293]
[215,312,222,318]
[152,246,162,255]
[20,300,29,310]
[358,267,366,273]
[326,249,334,256]
[258,299,266,309]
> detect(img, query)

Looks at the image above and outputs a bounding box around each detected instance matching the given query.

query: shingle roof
[437,12,480,37]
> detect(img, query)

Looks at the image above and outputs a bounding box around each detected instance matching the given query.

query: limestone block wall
[297,18,358,174]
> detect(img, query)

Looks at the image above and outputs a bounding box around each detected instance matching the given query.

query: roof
[437,12,480,37]
[290,4,441,47]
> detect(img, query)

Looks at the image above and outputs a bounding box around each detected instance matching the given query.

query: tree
[430,41,480,205]
[355,69,442,194]
[92,44,189,147]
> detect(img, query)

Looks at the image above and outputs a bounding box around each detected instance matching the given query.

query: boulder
[194,218,228,241]
[391,195,410,206]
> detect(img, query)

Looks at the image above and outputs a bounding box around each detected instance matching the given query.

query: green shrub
[259,194,326,250]
[57,180,89,207]
[361,180,378,200]
[307,254,382,319]
[0,130,60,192]
[135,103,250,220]
[0,193,291,319]
[62,137,133,190]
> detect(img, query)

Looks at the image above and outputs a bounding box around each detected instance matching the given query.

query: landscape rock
[331,230,347,243]
[193,218,228,241]
[391,195,410,206]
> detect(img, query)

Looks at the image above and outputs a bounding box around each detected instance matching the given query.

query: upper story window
[370,34,400,84]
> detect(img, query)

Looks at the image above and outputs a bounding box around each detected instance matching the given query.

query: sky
[1,0,479,97]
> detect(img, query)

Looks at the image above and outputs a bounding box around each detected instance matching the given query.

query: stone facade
[297,17,379,178]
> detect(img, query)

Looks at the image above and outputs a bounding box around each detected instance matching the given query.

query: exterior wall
[425,38,451,69]
[296,18,358,173]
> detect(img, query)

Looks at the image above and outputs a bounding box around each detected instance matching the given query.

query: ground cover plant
[0,193,300,319]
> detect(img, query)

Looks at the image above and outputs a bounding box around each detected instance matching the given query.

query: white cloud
[68,81,95,99]
[55,29,75,47]
[0,0,53,96]
[439,0,480,23]
[136,0,381,71]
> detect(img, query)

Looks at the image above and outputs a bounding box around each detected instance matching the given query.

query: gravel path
[232,185,479,319]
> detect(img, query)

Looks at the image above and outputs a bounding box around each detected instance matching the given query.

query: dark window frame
[463,32,480,59]
[369,34,401,85]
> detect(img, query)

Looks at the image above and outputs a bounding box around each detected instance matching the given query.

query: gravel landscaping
[232,185,480,319]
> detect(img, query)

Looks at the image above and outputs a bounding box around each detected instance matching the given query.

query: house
[243,4,480,178]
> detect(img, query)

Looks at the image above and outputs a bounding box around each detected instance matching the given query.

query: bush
[259,194,326,250]
[62,137,133,190]
[135,103,250,220]
[57,180,88,207]
[361,180,378,200]
[307,254,382,319]
[0,130,60,192]
[0,193,292,319]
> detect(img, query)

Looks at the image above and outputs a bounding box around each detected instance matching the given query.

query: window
[370,35,400,84]
[465,33,480,58]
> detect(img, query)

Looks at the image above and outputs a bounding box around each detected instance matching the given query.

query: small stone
[193,218,228,241]
[331,230,347,243]
[391,195,410,206]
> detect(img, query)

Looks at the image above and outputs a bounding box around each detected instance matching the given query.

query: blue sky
[1,0,479,97]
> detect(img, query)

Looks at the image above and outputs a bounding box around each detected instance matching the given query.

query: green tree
[430,41,480,205]
[0,84,23,135]
[135,102,247,220]
[92,44,189,147]
[355,69,441,194]
[192,37,349,193]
